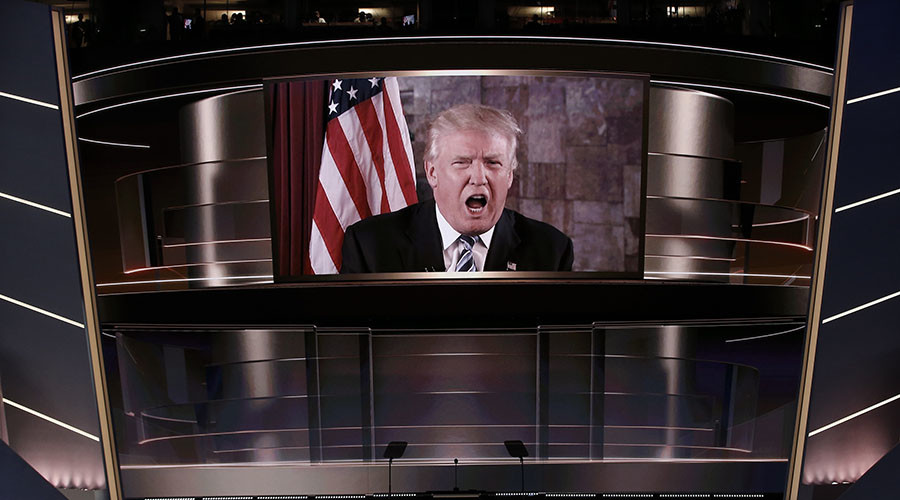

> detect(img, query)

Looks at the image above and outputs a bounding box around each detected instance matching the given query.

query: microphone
[453,458,459,491]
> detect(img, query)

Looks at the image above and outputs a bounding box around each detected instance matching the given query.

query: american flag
[308,76,418,274]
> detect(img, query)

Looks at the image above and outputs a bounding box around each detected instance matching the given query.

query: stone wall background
[397,75,644,272]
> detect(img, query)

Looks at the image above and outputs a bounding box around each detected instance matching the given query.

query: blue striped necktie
[455,235,478,272]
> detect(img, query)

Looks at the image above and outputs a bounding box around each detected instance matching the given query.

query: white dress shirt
[434,204,495,271]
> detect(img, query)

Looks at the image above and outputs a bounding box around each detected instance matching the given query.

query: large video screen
[266,73,647,280]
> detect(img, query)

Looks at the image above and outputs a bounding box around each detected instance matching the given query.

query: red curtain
[267,80,327,278]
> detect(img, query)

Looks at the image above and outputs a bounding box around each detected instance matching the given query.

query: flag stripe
[385,78,416,162]
[382,85,418,205]
[309,222,338,275]
[371,92,407,211]
[319,146,362,230]
[312,182,345,271]
[355,98,391,213]
[325,119,373,220]
[338,107,383,215]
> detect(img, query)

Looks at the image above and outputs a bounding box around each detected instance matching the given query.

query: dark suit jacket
[341,200,574,273]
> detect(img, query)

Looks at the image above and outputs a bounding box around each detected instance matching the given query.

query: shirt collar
[434,202,495,251]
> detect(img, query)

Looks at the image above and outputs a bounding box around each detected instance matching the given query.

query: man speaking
[340,104,573,273]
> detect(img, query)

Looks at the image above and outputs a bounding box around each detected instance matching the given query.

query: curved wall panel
[644,86,737,281]
[115,90,272,286]
[179,90,267,164]
[645,85,820,284]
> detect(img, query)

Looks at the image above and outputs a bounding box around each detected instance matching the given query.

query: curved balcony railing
[110,320,805,466]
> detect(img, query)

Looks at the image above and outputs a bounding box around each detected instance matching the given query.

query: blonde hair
[424,104,522,170]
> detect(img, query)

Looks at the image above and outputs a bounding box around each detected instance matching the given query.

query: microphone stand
[454,458,459,491]
[389,457,393,497]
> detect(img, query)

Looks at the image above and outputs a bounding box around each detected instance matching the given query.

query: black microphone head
[504,440,529,458]
[384,441,408,459]
[454,458,458,464]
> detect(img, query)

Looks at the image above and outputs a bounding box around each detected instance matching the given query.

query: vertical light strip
[785,5,853,500]
[2,398,100,441]
[51,10,122,500]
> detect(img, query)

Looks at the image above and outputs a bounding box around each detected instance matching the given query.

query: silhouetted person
[167,7,184,41]
[70,14,85,48]
[190,9,205,40]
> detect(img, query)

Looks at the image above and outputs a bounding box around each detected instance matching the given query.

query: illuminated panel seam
[725,325,805,343]
[0,190,71,217]
[646,271,810,279]
[76,84,262,118]
[286,424,711,431]
[650,80,830,109]
[0,292,84,328]
[821,289,900,323]
[846,85,900,104]
[78,137,150,149]
[2,398,100,441]
[0,90,58,109]
[604,443,750,453]
[807,393,900,437]
[120,458,788,469]
[124,258,273,274]
[202,442,753,453]
[72,35,832,80]
[96,275,274,287]
[138,427,305,445]
[834,186,900,213]
[747,215,810,227]
[163,237,271,248]
[646,233,813,251]
[646,254,736,262]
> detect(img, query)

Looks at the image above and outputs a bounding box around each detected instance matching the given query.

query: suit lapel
[404,200,446,272]
[484,209,521,271]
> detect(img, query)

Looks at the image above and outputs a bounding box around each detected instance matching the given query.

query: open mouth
[465,195,487,214]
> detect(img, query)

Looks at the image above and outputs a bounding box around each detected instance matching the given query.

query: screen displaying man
[341,104,573,273]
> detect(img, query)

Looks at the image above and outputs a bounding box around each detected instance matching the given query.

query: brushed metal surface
[649,86,735,160]
[645,86,736,280]
[646,155,738,200]
[179,90,266,164]
[71,39,832,109]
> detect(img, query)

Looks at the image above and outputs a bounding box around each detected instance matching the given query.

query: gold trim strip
[51,9,123,500]
[784,3,853,499]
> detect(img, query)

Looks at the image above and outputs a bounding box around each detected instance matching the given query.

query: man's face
[425,128,514,236]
